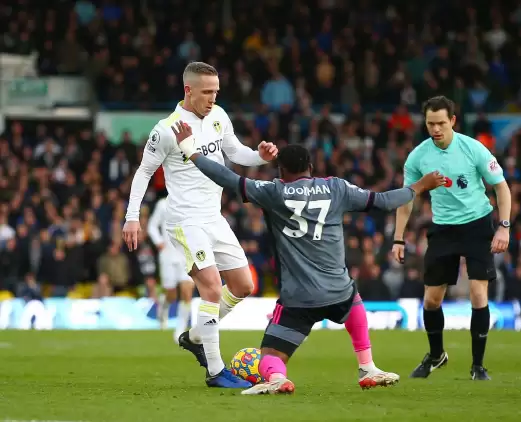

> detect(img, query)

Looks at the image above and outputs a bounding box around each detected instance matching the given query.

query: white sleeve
[125,125,173,222]
[221,113,268,166]
[147,199,165,246]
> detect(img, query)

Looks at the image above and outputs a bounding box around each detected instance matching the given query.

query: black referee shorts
[424,213,496,286]
[261,289,356,357]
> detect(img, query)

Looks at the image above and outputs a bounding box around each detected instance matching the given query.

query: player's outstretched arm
[221,114,278,165]
[123,126,171,251]
[343,172,445,212]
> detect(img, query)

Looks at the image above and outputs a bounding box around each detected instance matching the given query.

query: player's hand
[491,227,509,254]
[122,221,141,252]
[258,141,278,161]
[413,171,446,193]
[392,243,405,264]
[172,120,193,143]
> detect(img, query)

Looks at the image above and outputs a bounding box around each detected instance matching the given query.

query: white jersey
[125,102,267,226]
[147,197,172,250]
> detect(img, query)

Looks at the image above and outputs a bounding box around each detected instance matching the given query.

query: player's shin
[174,281,193,341]
[470,305,490,366]
[219,284,244,320]
[175,301,191,341]
[259,354,287,382]
[344,293,375,370]
[219,267,254,320]
[423,306,445,358]
[197,300,225,376]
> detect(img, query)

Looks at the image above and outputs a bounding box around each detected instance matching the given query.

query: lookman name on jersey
[283,184,331,196]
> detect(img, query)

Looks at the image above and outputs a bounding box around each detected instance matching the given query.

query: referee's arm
[493,181,511,224]
[476,149,511,253]
[476,152,511,224]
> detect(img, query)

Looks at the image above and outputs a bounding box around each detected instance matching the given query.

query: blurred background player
[147,195,194,340]
[173,122,445,394]
[393,96,511,381]
[123,61,278,388]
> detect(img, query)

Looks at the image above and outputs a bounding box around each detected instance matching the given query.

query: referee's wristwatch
[499,220,511,229]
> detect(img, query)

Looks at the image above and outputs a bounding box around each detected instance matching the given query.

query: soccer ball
[230,348,264,385]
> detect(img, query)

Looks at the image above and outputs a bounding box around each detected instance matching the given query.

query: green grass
[0,330,520,422]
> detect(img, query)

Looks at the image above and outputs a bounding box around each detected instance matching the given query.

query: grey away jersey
[240,176,372,308]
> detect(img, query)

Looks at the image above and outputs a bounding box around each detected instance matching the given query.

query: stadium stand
[0,0,520,303]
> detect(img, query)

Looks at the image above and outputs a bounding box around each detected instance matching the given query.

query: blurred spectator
[0,0,521,303]
[95,241,130,298]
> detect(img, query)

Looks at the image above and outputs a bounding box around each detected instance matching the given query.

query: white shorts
[168,216,248,273]
[158,247,193,290]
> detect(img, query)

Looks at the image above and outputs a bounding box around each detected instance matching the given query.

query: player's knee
[469,280,488,308]
[220,267,254,298]
[165,288,177,303]
[231,280,254,298]
[423,286,445,309]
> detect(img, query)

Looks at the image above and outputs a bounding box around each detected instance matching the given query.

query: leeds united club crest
[212,121,222,135]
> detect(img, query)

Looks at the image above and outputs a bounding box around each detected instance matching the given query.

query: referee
[393,96,511,381]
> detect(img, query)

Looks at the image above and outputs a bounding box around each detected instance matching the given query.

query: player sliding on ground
[173,121,446,395]
[123,61,278,389]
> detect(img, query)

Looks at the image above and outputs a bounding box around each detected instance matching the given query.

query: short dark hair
[422,96,455,118]
[183,61,218,83]
[277,145,311,174]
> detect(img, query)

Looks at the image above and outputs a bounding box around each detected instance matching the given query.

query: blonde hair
[183,62,218,85]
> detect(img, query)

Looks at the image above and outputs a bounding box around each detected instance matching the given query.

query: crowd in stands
[1,0,521,302]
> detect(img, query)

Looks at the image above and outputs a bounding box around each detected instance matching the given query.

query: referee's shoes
[409,352,448,378]
[410,352,491,380]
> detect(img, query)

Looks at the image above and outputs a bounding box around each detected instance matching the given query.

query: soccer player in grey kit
[173,121,445,395]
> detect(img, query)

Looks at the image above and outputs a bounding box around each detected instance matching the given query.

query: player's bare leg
[410,285,449,378]
[219,266,254,320]
[173,281,194,344]
[242,348,295,395]
[469,279,491,380]
[179,264,251,388]
[344,293,399,389]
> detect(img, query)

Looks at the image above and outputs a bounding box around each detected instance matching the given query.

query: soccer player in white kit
[147,196,194,339]
[123,62,278,388]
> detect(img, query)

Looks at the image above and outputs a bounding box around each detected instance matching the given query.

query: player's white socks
[219,285,243,320]
[188,285,243,343]
[175,300,191,340]
[360,363,378,372]
[196,300,225,376]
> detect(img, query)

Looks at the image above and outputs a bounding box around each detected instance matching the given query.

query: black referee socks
[470,305,490,367]
[423,307,445,358]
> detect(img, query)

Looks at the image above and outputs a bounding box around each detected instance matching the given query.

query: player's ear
[309,163,314,174]
[450,115,456,127]
[184,84,191,97]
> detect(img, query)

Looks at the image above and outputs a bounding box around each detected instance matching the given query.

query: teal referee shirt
[403,132,505,225]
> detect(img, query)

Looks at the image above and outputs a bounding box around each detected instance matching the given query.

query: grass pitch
[0,330,520,422]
